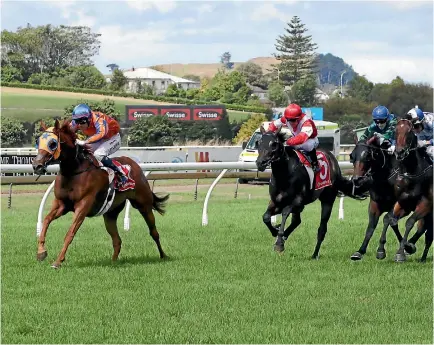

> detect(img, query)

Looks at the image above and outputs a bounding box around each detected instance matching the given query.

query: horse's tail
[152,192,170,215]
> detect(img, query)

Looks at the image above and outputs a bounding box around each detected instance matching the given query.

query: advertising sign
[193,106,224,121]
[126,105,226,123]
[126,106,159,122]
[159,106,192,121]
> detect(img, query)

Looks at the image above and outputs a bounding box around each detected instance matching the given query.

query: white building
[114,67,200,95]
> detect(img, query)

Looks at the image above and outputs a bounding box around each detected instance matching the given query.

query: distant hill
[151,54,356,88]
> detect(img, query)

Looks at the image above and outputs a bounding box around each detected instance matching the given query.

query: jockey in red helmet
[269,103,320,172]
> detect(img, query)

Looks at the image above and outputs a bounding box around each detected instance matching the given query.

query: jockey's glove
[76,139,86,146]
[387,145,395,155]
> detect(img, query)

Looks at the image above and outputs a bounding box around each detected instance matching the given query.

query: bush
[1,117,27,147]
[128,116,178,146]
[63,98,122,122]
[232,113,268,144]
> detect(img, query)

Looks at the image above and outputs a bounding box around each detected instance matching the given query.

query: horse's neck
[59,146,91,175]
[271,152,296,183]
[400,150,426,175]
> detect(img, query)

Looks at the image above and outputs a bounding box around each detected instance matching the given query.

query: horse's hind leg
[420,215,433,262]
[312,197,335,260]
[138,207,166,259]
[103,201,126,261]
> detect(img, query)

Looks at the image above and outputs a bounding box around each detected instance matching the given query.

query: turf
[1,88,250,123]
[1,186,432,344]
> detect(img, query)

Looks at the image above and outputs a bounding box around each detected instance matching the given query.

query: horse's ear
[40,120,47,131]
[260,125,266,134]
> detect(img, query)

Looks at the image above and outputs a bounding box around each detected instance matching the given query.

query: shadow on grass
[74,254,178,268]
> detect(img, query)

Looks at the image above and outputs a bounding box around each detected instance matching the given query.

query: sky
[1,0,433,85]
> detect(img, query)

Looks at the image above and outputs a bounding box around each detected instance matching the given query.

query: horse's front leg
[274,205,292,253]
[51,196,94,269]
[395,198,431,263]
[37,199,65,261]
[262,200,280,237]
[351,200,381,261]
[376,211,404,260]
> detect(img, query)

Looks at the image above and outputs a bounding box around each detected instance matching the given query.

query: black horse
[391,119,433,262]
[348,136,403,260]
[256,126,358,259]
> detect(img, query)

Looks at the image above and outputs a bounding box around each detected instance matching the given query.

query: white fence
[2,162,352,236]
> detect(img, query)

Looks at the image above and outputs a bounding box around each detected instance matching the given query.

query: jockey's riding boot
[101,156,128,185]
[308,149,320,172]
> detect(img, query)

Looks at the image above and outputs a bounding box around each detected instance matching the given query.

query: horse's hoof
[394,253,407,263]
[350,252,363,261]
[36,251,48,261]
[404,243,417,255]
[376,251,386,260]
[418,258,427,263]
[311,255,319,260]
[50,262,61,269]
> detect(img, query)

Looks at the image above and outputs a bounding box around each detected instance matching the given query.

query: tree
[0,65,23,82]
[64,66,107,89]
[267,81,288,106]
[232,113,268,144]
[128,116,177,146]
[347,74,374,102]
[110,69,128,91]
[272,16,318,86]
[236,62,264,87]
[1,117,27,147]
[1,24,101,79]
[220,51,234,71]
[289,75,317,106]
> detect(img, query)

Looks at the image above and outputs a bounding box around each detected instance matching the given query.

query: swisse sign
[193,107,224,121]
[160,107,191,121]
[127,107,159,121]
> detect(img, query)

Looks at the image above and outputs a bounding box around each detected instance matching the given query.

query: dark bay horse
[256,126,358,259]
[348,136,403,260]
[391,119,433,262]
[32,120,169,268]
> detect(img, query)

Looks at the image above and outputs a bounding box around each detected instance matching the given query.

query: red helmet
[283,103,303,120]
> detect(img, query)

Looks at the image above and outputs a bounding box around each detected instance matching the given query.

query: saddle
[98,159,135,192]
[293,149,332,191]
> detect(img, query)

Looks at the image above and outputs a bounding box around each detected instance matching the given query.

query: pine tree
[272,16,318,86]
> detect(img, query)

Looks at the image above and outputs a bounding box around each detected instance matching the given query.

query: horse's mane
[58,119,93,156]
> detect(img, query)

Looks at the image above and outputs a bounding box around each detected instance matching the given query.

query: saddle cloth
[294,150,332,191]
[98,159,136,192]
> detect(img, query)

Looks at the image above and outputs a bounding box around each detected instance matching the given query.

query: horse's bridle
[395,119,418,161]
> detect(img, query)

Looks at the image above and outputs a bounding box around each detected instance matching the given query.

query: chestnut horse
[32,120,169,269]
[391,119,433,262]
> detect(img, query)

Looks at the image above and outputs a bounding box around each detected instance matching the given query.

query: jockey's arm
[268,116,287,132]
[286,122,312,146]
[382,118,397,145]
[358,125,374,142]
[85,117,108,144]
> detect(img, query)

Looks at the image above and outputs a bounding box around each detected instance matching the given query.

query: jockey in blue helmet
[406,105,433,161]
[358,105,397,154]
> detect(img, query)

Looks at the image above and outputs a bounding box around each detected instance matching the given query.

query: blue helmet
[372,105,390,120]
[406,106,424,123]
[72,104,92,121]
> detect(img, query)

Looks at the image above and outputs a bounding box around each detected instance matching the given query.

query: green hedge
[2,82,268,114]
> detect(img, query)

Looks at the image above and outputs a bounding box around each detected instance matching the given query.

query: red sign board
[128,107,159,121]
[193,107,224,121]
[160,107,191,121]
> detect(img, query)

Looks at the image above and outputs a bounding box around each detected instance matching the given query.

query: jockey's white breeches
[292,137,319,152]
[88,133,121,160]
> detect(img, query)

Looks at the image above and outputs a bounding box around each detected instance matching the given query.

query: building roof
[121,67,200,84]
